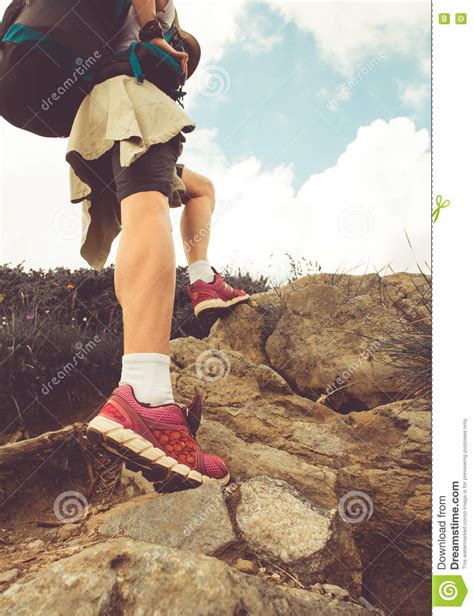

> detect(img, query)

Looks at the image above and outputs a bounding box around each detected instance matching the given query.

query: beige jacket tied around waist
[66,75,196,270]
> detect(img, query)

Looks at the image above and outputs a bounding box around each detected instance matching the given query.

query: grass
[0,264,269,434]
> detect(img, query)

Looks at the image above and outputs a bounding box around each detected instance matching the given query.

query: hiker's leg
[87,140,230,484]
[115,190,175,355]
[88,184,230,483]
[112,138,180,405]
[179,168,215,265]
[179,167,250,315]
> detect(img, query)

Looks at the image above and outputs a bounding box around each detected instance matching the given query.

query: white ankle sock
[119,353,174,406]
[188,260,214,284]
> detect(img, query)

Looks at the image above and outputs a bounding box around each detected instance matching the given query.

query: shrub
[0,264,269,434]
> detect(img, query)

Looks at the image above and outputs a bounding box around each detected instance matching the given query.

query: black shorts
[112,134,181,203]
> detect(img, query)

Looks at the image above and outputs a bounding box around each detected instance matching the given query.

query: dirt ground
[0,433,297,595]
[0,433,130,580]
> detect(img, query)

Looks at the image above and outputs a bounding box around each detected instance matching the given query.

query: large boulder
[235,477,362,591]
[335,399,431,615]
[94,482,237,556]
[0,538,373,615]
[208,272,430,411]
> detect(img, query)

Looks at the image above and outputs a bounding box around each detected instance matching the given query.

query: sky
[0,0,431,278]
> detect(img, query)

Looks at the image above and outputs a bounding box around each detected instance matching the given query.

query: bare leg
[88,190,231,485]
[115,191,175,355]
[179,168,215,265]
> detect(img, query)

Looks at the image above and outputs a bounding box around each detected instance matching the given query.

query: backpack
[93,29,187,106]
[0,0,186,138]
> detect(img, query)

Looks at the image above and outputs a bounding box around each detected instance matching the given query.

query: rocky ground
[0,272,431,615]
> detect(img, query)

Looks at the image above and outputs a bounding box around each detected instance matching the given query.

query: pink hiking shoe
[188,268,250,318]
[86,385,230,491]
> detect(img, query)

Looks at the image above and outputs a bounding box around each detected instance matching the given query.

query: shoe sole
[195,294,250,318]
[86,416,230,491]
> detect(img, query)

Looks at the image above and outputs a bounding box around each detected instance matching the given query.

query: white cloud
[178,0,248,65]
[170,116,431,279]
[240,12,284,55]
[265,0,431,77]
[176,0,249,106]
[400,82,430,111]
[296,117,431,273]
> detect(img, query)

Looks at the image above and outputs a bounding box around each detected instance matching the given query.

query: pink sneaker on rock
[86,385,230,491]
[188,268,250,318]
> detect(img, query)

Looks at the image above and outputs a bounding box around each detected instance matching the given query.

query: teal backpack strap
[127,40,185,84]
[129,41,144,83]
[165,24,185,51]
[125,36,187,105]
[2,23,96,82]
[141,42,184,77]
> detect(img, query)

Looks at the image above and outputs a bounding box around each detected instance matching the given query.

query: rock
[264,288,395,410]
[95,482,236,556]
[207,272,430,412]
[321,584,352,600]
[0,538,372,615]
[207,302,269,365]
[312,582,353,601]
[26,539,44,550]
[234,558,258,574]
[335,402,431,615]
[170,336,350,476]
[120,465,155,497]
[57,524,79,542]
[198,419,338,508]
[235,477,362,591]
[0,569,19,585]
[358,596,384,614]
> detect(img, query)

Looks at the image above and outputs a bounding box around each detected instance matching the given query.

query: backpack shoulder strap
[3,23,95,82]
[0,0,25,44]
